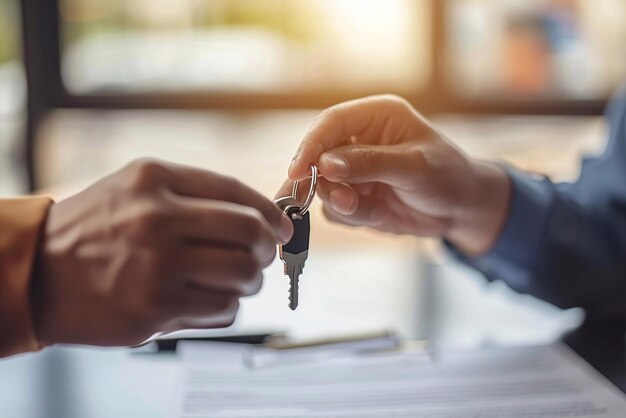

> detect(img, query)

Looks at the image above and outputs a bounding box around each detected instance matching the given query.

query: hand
[284,95,511,256]
[34,159,293,347]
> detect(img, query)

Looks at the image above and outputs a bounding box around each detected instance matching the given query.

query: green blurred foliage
[0,0,20,65]
[197,0,314,42]
[61,0,315,50]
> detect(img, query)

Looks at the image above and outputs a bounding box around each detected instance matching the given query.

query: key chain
[290,165,318,218]
[275,165,318,218]
[274,165,318,310]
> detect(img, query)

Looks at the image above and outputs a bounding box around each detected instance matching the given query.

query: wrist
[444,161,512,257]
[30,203,56,348]
[31,203,74,347]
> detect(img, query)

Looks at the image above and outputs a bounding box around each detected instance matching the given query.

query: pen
[247,331,404,368]
[132,332,283,353]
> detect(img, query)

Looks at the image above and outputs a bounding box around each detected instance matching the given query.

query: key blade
[280,207,310,311]
[281,251,307,311]
[289,274,299,310]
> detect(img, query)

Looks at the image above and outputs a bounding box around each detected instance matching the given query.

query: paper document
[176,343,626,417]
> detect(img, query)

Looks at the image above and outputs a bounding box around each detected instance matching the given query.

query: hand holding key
[284,95,512,257]
[36,159,294,347]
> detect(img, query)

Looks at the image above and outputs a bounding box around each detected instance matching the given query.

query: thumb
[319,144,426,189]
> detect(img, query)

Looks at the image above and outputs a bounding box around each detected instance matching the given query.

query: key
[280,206,310,310]
[275,164,317,310]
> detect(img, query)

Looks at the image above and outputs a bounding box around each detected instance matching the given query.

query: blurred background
[1,0,626,415]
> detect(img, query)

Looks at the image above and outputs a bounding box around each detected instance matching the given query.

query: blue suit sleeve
[454,92,626,316]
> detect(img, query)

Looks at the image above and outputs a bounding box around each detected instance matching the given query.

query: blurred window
[446,0,626,100]
[59,0,431,95]
[0,0,23,117]
[0,0,26,194]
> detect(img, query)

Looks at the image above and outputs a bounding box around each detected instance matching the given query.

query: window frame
[20,0,608,190]
[24,0,608,114]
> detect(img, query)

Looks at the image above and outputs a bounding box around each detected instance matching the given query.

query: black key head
[282,206,310,256]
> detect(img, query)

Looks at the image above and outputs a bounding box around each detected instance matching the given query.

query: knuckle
[378,94,410,110]
[401,147,431,190]
[360,148,381,171]
[133,204,173,237]
[318,106,343,126]
[412,147,427,166]
[408,146,429,173]
[126,158,168,190]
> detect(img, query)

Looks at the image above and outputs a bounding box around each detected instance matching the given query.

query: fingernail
[329,188,355,215]
[279,215,294,244]
[324,153,350,178]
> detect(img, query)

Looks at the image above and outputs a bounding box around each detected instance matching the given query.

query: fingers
[322,196,390,228]
[163,289,241,330]
[317,143,427,190]
[156,225,271,332]
[323,198,450,237]
[289,95,419,181]
[275,177,353,216]
[174,199,280,263]
[171,247,267,297]
[276,177,368,215]
[157,160,293,243]
[276,175,395,220]
[316,179,359,215]
[323,203,413,236]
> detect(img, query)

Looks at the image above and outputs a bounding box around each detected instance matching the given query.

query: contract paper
[176,343,626,417]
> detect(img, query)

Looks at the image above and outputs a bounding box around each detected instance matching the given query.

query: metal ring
[292,165,318,217]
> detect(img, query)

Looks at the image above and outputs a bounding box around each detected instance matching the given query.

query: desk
[0,320,624,418]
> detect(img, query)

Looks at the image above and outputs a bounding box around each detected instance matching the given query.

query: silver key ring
[291,165,318,218]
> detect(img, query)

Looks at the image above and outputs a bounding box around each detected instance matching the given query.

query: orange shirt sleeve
[0,196,53,358]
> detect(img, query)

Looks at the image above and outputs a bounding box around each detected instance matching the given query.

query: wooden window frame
[20,0,607,191]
